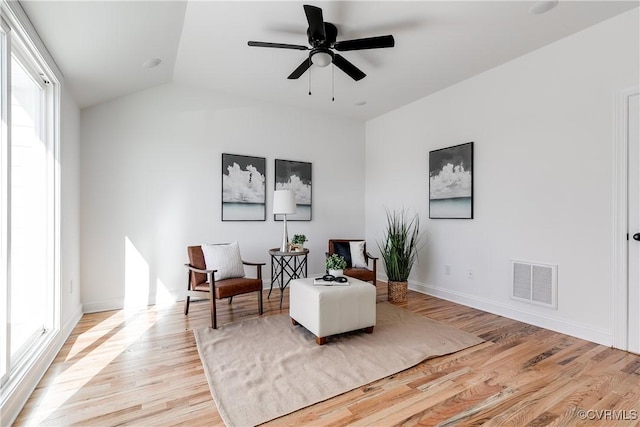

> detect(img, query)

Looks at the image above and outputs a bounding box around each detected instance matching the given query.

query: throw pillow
[332,241,352,268]
[201,242,245,281]
[350,241,368,268]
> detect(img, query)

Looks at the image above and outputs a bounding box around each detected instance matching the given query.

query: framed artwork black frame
[274,159,312,221]
[429,142,474,219]
[221,153,266,221]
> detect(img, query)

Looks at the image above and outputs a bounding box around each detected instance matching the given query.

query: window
[9,50,51,370]
[0,7,59,393]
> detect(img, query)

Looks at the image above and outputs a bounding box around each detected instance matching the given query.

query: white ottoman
[289,277,376,345]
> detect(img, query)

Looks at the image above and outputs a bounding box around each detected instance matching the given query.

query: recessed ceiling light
[355,101,367,106]
[142,58,162,69]
[529,0,558,15]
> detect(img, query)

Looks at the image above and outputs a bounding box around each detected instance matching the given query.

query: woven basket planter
[387,281,408,303]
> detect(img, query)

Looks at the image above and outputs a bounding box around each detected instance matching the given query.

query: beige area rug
[194,302,483,426]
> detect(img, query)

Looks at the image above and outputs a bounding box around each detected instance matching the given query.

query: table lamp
[273,189,297,252]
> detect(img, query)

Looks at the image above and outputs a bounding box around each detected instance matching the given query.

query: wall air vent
[511,260,557,309]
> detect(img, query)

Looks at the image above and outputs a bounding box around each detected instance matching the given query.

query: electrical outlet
[444,265,451,275]
[466,269,474,280]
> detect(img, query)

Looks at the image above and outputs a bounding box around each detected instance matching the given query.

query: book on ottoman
[313,277,350,286]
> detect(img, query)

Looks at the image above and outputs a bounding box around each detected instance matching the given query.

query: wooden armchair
[327,239,378,286]
[185,245,264,329]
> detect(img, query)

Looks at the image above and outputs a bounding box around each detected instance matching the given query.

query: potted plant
[326,253,347,277]
[291,234,307,251]
[378,209,422,303]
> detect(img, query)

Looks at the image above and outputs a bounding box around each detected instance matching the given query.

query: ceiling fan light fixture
[311,50,333,68]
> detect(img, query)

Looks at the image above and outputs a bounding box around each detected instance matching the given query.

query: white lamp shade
[311,51,332,68]
[273,190,297,214]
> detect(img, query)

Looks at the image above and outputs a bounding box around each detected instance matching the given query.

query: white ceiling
[21,0,638,121]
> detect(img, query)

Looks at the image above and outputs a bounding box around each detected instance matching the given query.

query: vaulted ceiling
[21,1,638,121]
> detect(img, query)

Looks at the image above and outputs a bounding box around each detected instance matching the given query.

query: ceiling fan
[248,4,395,82]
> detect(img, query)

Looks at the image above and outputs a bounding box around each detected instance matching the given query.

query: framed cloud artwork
[221,153,266,221]
[274,159,312,221]
[429,142,474,219]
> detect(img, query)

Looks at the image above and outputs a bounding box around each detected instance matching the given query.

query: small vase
[328,269,344,277]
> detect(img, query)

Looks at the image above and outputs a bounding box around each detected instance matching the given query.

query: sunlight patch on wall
[124,236,149,311]
[154,278,175,307]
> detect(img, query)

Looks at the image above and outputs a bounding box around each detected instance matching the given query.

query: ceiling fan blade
[304,5,325,42]
[334,35,395,51]
[287,58,312,79]
[333,54,366,81]
[248,41,309,51]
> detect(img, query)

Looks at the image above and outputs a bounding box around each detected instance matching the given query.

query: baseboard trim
[408,281,612,346]
[82,287,189,313]
[83,297,124,314]
[64,304,84,335]
[83,274,342,313]
[78,269,614,348]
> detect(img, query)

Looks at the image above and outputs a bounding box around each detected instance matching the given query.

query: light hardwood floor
[15,283,640,426]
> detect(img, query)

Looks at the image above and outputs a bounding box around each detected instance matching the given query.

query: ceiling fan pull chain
[332,64,335,102]
[308,66,312,96]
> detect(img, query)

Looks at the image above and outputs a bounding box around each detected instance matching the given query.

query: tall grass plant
[378,209,422,282]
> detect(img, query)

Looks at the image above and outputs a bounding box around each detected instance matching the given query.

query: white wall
[60,86,83,329]
[365,9,639,345]
[80,83,365,312]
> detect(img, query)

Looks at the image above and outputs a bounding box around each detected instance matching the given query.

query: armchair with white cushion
[327,239,378,286]
[185,242,264,329]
